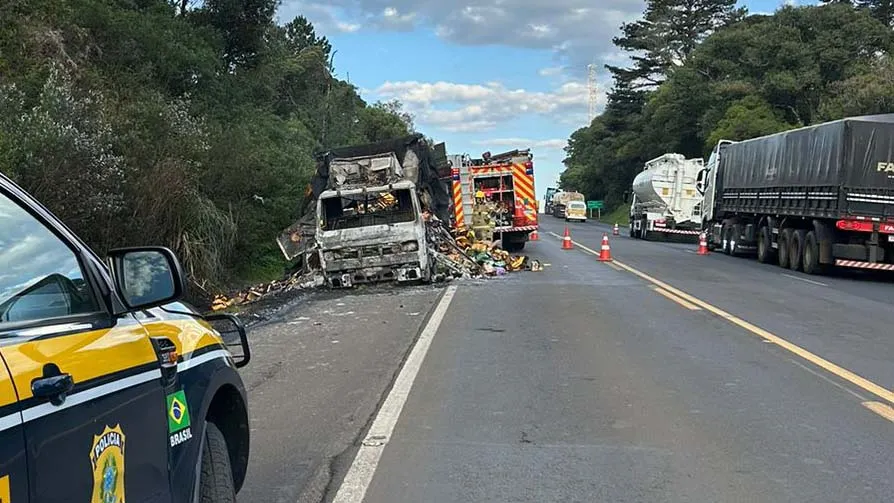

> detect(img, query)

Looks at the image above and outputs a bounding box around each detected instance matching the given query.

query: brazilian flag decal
[166,390,191,433]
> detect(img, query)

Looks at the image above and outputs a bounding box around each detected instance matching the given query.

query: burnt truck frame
[697,114,894,274]
[311,134,450,288]
[317,180,430,287]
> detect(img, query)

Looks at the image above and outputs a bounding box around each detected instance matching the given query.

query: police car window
[0,192,99,325]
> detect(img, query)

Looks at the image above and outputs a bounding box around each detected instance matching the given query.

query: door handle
[32,370,74,406]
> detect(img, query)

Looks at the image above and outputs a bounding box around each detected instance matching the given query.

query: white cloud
[279,0,646,69]
[538,66,565,77]
[381,6,417,29]
[277,2,363,34]
[336,21,362,32]
[372,79,602,132]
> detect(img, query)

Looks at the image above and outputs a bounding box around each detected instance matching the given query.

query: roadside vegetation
[562,0,894,209]
[0,0,413,292]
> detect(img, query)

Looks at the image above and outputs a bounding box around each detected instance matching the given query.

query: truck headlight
[402,241,419,252]
[323,251,335,261]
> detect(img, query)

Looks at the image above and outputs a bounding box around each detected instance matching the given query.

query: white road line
[331,285,458,503]
[782,274,828,287]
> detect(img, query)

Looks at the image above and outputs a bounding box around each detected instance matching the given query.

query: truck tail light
[836,219,874,232]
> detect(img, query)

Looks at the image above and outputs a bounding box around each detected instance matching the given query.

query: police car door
[0,188,173,503]
[0,352,27,503]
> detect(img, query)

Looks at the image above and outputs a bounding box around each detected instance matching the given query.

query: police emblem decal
[90,425,126,503]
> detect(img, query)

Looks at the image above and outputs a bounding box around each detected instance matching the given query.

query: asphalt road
[237,285,444,503]
[319,216,894,503]
[553,217,894,394]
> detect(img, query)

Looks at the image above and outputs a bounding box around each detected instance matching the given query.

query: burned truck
[285,134,450,288]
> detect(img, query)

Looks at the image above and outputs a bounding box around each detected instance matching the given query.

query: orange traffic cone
[612,223,619,236]
[530,229,539,241]
[562,226,574,250]
[697,231,709,255]
[598,233,612,261]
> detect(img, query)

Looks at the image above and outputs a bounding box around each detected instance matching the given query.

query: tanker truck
[628,153,703,240]
[697,114,894,274]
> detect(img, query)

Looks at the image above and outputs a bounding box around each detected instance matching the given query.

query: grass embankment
[598,205,629,227]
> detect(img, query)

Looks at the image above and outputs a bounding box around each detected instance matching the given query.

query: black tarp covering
[308,134,452,223]
[720,114,894,190]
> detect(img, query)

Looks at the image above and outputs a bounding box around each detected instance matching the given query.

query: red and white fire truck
[448,149,539,251]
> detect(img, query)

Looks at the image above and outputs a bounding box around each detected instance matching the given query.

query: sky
[277,0,814,197]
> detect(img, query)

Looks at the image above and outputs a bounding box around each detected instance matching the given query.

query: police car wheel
[200,422,237,503]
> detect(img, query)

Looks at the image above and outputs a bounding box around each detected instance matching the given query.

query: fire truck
[448,149,539,251]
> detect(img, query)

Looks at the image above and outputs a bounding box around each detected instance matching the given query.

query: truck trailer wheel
[778,229,792,269]
[721,223,732,255]
[789,229,807,272]
[802,230,822,275]
[757,226,775,263]
[729,224,744,257]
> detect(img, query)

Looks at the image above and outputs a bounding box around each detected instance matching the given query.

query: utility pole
[587,63,598,124]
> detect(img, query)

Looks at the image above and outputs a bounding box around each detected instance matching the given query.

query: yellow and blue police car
[0,172,251,502]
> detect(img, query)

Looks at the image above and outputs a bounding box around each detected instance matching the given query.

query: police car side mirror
[108,247,187,311]
[204,313,251,368]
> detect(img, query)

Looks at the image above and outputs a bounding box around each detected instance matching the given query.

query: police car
[0,172,251,502]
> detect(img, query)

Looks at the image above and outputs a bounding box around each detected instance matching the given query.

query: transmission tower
[587,63,598,123]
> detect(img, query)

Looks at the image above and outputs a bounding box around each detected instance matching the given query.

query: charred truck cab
[697,114,894,274]
[317,180,430,287]
[311,135,451,288]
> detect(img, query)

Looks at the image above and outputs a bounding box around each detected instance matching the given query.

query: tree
[706,96,795,148]
[0,0,426,292]
[564,2,894,215]
[820,55,894,119]
[606,0,745,90]
[823,0,894,26]
[283,16,332,63]
[195,0,277,68]
[858,0,894,26]
[373,100,415,132]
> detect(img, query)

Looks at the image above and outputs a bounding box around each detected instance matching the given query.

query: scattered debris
[425,216,542,280]
[210,270,324,311]
[211,208,542,312]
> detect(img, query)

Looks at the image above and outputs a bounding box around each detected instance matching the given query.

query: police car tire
[200,422,237,503]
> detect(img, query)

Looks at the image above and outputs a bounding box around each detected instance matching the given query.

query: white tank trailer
[628,153,703,241]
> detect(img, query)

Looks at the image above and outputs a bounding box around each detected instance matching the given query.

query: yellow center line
[545,231,894,406]
[862,401,894,423]
[611,257,894,406]
[652,286,702,310]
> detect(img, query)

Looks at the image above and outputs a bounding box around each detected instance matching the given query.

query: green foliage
[607,0,744,89]
[820,55,894,118]
[564,2,894,208]
[0,0,417,291]
[706,96,795,150]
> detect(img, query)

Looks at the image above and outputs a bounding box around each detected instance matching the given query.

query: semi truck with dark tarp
[696,114,894,274]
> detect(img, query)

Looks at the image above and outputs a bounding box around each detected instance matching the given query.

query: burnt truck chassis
[323,251,428,288]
